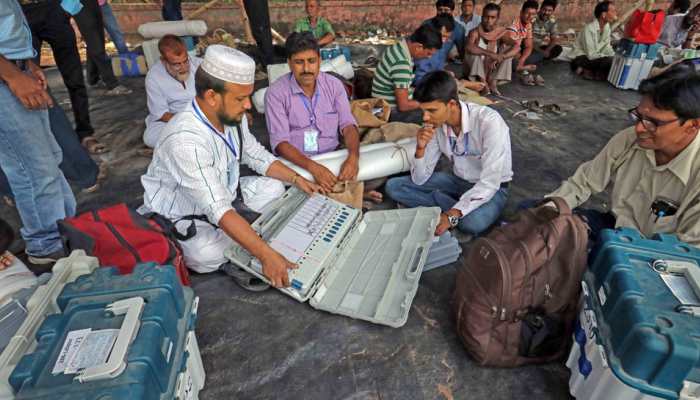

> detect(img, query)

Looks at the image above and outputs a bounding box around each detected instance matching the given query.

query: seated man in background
[546,63,700,246]
[294,0,335,47]
[658,2,700,49]
[141,45,320,289]
[464,3,520,95]
[455,0,482,46]
[266,33,383,202]
[423,0,466,60]
[143,35,202,148]
[531,0,563,61]
[570,1,617,81]
[386,71,512,237]
[505,0,540,81]
[415,15,457,85]
[372,24,442,123]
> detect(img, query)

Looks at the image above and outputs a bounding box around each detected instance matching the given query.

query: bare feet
[363,190,383,203]
[460,79,487,92]
[0,251,14,270]
[488,79,501,96]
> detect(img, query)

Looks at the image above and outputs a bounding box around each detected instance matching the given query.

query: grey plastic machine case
[224,187,440,327]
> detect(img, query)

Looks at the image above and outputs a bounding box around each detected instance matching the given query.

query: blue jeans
[386,172,509,235]
[0,96,99,195]
[100,3,129,54]
[0,82,76,256]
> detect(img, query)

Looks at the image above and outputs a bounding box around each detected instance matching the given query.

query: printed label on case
[597,286,607,306]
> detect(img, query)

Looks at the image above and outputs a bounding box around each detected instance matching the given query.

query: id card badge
[227,160,240,191]
[303,129,319,153]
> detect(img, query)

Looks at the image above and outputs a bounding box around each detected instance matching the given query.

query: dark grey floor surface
[0,58,639,400]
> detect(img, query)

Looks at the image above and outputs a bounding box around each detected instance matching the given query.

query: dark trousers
[522,45,563,66]
[162,0,183,21]
[571,55,613,81]
[243,0,274,66]
[73,0,118,89]
[21,1,94,139]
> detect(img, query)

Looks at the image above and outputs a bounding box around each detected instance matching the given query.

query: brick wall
[113,0,670,37]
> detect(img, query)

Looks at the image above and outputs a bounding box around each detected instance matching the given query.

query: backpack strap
[540,197,572,215]
[144,213,218,241]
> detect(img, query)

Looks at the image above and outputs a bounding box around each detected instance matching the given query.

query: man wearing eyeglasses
[385,70,512,237]
[546,63,700,247]
[143,34,202,148]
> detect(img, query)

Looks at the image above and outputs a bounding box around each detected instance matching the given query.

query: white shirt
[411,101,513,217]
[145,57,203,134]
[141,100,277,225]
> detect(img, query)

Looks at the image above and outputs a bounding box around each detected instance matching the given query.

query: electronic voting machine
[224,187,440,327]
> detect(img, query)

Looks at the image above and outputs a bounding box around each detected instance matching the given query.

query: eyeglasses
[628,108,680,132]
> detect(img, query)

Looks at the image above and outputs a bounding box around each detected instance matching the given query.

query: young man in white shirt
[386,70,512,236]
[143,35,203,148]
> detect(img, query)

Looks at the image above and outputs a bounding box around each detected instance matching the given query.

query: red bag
[624,9,665,44]
[58,203,190,285]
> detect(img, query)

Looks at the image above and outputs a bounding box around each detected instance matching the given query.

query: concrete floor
[0,59,639,399]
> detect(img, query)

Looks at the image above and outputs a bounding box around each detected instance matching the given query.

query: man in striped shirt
[371,24,442,123]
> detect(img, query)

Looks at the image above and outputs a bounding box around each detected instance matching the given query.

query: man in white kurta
[143,35,202,148]
[140,45,320,289]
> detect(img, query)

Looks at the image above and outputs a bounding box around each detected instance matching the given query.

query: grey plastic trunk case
[224,187,440,327]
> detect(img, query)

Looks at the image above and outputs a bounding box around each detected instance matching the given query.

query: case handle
[76,296,144,383]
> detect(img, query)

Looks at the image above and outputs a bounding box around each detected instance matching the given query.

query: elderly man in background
[143,35,203,148]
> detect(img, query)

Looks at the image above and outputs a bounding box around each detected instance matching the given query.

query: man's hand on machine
[260,249,298,288]
[308,161,337,192]
[338,153,359,181]
[294,175,323,195]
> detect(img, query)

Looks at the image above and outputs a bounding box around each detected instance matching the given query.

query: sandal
[541,103,563,115]
[521,100,542,111]
[520,74,536,86]
[81,136,108,154]
[534,74,545,86]
[220,263,270,292]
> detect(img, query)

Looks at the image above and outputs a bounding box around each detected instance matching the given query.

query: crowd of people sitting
[1,0,700,294]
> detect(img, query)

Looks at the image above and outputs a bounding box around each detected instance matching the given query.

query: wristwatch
[447,213,460,228]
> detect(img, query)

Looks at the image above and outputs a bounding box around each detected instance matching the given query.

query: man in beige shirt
[547,62,700,246]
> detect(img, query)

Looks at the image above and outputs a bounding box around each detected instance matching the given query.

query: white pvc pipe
[282,138,417,182]
[138,20,208,39]
[252,87,267,114]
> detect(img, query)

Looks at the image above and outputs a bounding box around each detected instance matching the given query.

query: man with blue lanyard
[141,45,320,290]
[266,32,382,200]
[0,1,77,265]
[386,71,512,237]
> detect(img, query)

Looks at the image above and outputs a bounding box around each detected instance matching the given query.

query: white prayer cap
[201,45,256,85]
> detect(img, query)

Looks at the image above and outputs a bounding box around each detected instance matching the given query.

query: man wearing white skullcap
[141,45,321,290]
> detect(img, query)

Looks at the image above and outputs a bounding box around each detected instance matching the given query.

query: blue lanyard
[449,133,470,157]
[298,89,320,128]
[191,100,237,159]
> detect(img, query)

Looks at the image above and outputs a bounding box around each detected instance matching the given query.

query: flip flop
[520,74,536,86]
[220,263,271,292]
[81,136,108,154]
[534,74,545,86]
[521,100,542,111]
[541,103,563,115]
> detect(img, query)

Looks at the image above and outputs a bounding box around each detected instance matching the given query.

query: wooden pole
[611,0,645,32]
[235,0,256,44]
[188,0,221,20]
